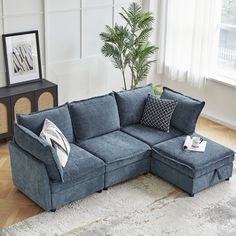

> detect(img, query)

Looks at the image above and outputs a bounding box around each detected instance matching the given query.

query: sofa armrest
[9,141,52,211]
[14,123,63,182]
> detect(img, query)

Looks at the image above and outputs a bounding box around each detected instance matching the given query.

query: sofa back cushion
[160,87,205,134]
[115,84,153,127]
[69,93,120,142]
[17,103,74,143]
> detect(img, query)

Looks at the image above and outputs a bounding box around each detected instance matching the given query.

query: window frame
[214,6,236,81]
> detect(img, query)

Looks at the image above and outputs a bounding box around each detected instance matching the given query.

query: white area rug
[1,169,236,236]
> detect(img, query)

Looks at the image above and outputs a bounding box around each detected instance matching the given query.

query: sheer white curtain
[157,0,222,88]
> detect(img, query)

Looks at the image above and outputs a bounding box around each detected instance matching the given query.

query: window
[217,0,236,79]
[162,0,236,87]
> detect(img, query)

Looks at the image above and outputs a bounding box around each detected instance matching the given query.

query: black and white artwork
[12,43,34,75]
[2,31,42,86]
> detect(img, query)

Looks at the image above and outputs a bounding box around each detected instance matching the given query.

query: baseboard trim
[201,113,236,131]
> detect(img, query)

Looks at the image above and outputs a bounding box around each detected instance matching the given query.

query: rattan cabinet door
[35,86,58,111]
[11,92,35,123]
[0,97,12,139]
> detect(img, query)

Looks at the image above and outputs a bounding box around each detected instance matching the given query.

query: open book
[183,136,207,153]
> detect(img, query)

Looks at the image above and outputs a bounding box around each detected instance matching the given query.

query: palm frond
[135,27,153,43]
[128,2,142,16]
[138,12,154,29]
[100,2,158,89]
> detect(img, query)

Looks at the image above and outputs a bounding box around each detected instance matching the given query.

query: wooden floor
[0,117,236,228]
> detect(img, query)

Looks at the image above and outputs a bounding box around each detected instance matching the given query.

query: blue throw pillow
[114,84,154,127]
[69,93,120,142]
[160,87,205,134]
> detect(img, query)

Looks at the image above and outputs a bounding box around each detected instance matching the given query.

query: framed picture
[2,30,42,87]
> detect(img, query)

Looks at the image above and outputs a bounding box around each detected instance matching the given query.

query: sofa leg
[189,193,194,197]
[97,190,102,193]
[103,187,108,191]
[226,178,230,181]
[51,209,56,212]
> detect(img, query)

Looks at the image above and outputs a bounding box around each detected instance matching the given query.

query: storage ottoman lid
[152,134,235,178]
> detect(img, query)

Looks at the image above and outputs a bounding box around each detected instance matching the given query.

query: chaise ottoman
[151,134,235,196]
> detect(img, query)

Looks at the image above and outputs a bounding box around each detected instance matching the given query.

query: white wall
[0,0,140,103]
[0,0,45,87]
[46,0,140,103]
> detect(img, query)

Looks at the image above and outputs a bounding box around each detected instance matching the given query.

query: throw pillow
[140,94,177,132]
[160,87,205,134]
[17,103,74,143]
[40,119,70,168]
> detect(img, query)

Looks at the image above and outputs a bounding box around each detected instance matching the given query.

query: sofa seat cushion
[17,103,74,143]
[152,135,235,178]
[122,124,183,147]
[69,93,120,142]
[51,144,105,193]
[79,131,151,172]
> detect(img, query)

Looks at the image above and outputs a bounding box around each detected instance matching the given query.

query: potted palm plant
[100,2,158,90]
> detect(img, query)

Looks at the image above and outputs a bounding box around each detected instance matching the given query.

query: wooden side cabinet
[0,80,58,141]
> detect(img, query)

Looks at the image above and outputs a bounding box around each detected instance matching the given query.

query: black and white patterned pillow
[140,94,177,132]
[40,119,70,167]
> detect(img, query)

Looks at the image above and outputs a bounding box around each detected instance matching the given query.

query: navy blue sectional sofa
[9,85,235,211]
